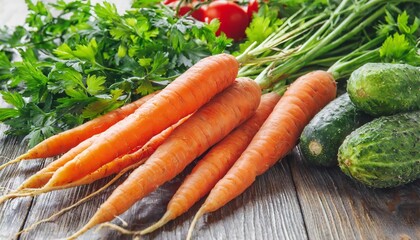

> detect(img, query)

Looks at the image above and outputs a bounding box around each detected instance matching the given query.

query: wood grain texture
[290,148,420,240]
[0,125,46,240]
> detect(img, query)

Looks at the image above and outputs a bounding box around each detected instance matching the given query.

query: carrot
[17,135,99,191]
[141,92,281,234]
[0,116,189,204]
[0,91,158,171]
[67,77,261,239]
[187,70,337,239]
[43,53,239,187]
[67,115,190,188]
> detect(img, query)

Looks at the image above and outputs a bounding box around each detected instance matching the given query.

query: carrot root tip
[0,154,28,171]
[186,207,206,240]
[100,222,140,236]
[140,212,173,235]
[0,190,37,205]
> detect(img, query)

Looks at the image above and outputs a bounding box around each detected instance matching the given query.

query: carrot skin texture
[45,54,239,187]
[203,70,337,213]
[0,118,188,205]
[70,77,261,238]
[17,135,98,190]
[71,115,190,187]
[141,92,280,234]
[169,93,280,218]
[19,92,158,160]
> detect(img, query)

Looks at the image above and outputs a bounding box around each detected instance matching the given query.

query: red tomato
[191,7,206,22]
[204,1,249,41]
[177,6,206,21]
[247,0,259,19]
[178,5,193,16]
[163,0,177,4]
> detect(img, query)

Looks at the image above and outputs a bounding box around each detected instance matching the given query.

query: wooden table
[1,1,419,240]
[1,129,420,240]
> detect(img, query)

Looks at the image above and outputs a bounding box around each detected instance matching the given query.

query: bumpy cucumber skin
[338,111,420,188]
[299,93,372,167]
[347,63,420,116]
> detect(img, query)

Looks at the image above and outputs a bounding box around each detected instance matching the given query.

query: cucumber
[338,111,420,188]
[347,63,420,116]
[299,93,372,167]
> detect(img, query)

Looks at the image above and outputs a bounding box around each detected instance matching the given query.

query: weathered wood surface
[1,1,420,240]
[1,131,419,240]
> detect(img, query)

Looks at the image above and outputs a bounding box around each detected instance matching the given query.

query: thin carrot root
[0,190,39,205]
[140,212,174,235]
[0,153,30,171]
[65,160,150,239]
[0,186,16,195]
[17,162,139,236]
[186,207,206,240]
[99,222,142,237]
[0,159,144,207]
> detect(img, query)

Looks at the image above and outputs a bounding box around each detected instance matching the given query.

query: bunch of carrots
[0,53,337,239]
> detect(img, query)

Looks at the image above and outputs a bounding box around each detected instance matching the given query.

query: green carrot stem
[328,50,380,79]
[256,0,390,88]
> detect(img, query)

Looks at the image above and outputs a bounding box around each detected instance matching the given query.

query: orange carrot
[17,135,99,190]
[44,53,239,187]
[187,70,337,239]
[141,92,281,234]
[12,117,191,235]
[0,91,158,170]
[67,77,261,239]
[0,116,190,205]
[69,115,190,187]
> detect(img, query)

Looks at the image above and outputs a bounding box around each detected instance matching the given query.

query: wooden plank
[289,148,420,240]
[13,157,307,239]
[0,129,49,240]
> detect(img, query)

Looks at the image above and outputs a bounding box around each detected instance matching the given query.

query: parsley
[238,5,283,54]
[0,0,231,146]
[379,11,420,65]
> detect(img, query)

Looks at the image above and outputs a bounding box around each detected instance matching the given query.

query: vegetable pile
[0,0,420,239]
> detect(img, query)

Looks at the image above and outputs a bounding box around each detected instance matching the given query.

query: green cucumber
[299,93,372,167]
[338,111,420,188]
[347,63,420,116]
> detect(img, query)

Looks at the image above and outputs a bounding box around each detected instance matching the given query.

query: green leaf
[117,44,127,58]
[54,43,76,60]
[0,51,12,68]
[238,5,283,54]
[65,87,87,98]
[379,33,412,62]
[138,58,152,67]
[50,66,84,89]
[136,80,155,95]
[86,75,106,95]
[131,0,161,8]
[0,108,20,121]
[0,91,25,109]
[94,2,119,21]
[150,52,169,75]
[12,59,49,91]
[397,11,419,35]
[54,38,98,63]
[81,98,113,119]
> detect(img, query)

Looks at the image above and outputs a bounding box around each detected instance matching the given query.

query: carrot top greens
[237,0,420,91]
